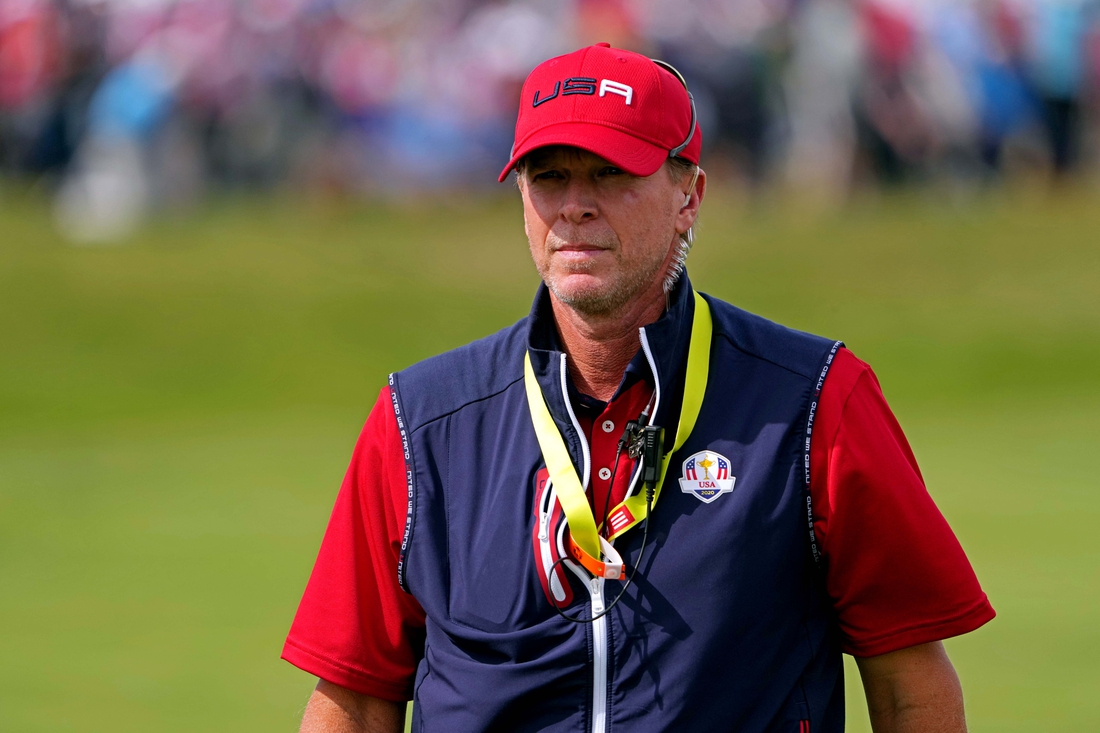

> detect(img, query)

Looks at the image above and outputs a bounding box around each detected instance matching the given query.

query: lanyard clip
[568,533,625,580]
[623,419,644,459]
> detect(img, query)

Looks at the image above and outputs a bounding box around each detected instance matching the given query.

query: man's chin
[547,275,631,316]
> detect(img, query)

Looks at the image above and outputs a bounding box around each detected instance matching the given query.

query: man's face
[519,147,694,316]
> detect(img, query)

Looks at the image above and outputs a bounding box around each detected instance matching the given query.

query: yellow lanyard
[523,291,712,575]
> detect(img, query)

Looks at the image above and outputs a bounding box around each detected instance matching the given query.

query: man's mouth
[554,239,616,256]
[552,242,610,253]
[546,230,617,257]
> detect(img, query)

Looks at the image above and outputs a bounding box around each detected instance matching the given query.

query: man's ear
[676,167,706,234]
[682,167,701,209]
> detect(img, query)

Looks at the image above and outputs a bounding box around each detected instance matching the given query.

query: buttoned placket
[573,378,654,532]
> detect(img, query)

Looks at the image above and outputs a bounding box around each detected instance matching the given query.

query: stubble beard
[537,230,669,317]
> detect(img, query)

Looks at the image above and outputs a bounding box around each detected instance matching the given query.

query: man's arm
[283,389,426,724]
[855,641,966,733]
[300,679,405,733]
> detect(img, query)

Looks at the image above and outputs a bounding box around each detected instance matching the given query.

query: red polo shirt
[282,347,995,700]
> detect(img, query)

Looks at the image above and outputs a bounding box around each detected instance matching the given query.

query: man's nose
[559,178,599,224]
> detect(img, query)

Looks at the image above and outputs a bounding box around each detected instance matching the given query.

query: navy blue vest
[389,276,845,732]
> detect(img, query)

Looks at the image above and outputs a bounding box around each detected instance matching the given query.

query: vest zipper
[589,576,608,733]
[558,354,608,733]
[557,331,662,733]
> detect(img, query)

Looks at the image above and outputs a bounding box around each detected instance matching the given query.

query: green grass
[1,183,1097,730]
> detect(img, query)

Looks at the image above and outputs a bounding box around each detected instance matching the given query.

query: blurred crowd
[2,0,1100,238]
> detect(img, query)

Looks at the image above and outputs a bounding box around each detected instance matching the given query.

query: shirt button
[602,420,615,433]
[598,467,612,481]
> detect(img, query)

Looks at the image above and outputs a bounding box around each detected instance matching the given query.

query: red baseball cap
[498,43,702,182]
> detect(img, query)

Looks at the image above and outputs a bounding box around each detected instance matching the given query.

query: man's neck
[550,284,668,402]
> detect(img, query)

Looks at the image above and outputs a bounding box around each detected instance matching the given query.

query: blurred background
[2,0,1100,228]
[1,0,1098,730]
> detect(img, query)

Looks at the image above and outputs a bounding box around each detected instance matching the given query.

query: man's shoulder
[390,316,528,431]
[703,293,839,381]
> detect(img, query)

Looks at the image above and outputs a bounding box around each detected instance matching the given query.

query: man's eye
[531,170,563,181]
[598,166,625,177]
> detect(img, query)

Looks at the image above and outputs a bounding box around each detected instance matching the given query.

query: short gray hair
[665,155,696,182]
[664,157,698,293]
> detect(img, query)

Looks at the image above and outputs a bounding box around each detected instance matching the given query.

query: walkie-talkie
[640,425,665,491]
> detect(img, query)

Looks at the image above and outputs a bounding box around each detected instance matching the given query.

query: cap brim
[498,121,668,182]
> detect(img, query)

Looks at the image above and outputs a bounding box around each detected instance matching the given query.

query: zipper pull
[590,577,605,613]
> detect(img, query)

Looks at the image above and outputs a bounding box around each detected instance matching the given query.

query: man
[283,44,994,733]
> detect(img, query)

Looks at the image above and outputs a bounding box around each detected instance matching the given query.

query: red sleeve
[810,348,995,657]
[282,387,426,701]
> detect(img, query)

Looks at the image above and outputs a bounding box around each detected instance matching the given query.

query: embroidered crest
[679,450,736,503]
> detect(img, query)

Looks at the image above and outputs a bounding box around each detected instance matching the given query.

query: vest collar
[525,273,697,448]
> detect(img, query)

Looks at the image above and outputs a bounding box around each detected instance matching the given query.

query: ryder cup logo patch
[679,450,736,503]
